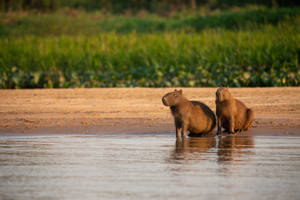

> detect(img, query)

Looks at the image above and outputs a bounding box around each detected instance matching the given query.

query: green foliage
[181,8,300,31]
[0,0,60,12]
[0,7,299,88]
[1,0,299,13]
[1,8,299,36]
[0,19,299,88]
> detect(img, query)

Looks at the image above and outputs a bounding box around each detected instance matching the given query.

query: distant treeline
[1,0,299,13]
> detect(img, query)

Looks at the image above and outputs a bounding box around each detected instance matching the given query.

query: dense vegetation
[0,6,300,88]
[1,8,299,36]
[1,0,299,13]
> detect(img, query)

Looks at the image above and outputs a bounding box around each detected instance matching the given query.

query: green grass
[0,8,299,88]
[1,8,299,36]
[1,20,299,88]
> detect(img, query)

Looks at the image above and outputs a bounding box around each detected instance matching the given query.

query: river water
[0,134,300,200]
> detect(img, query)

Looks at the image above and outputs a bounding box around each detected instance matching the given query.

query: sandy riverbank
[0,88,300,136]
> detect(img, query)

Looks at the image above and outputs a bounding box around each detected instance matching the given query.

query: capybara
[215,87,254,134]
[162,89,216,138]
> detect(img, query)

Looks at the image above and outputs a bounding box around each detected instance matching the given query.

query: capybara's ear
[218,93,222,102]
[216,89,221,102]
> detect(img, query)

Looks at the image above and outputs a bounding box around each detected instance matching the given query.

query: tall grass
[1,8,299,36]
[1,20,299,88]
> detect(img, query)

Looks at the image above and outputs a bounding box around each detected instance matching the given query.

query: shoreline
[0,88,300,136]
[0,127,300,139]
[0,126,299,137]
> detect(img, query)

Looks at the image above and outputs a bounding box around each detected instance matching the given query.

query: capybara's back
[234,98,254,131]
[244,108,254,130]
[188,101,216,136]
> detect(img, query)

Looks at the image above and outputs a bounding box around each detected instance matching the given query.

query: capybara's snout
[162,96,168,106]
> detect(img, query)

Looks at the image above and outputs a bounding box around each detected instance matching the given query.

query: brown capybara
[162,89,216,138]
[215,87,254,134]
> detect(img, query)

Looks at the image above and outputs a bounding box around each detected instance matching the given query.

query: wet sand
[0,87,300,136]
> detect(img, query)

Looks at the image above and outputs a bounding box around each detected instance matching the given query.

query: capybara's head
[216,87,232,102]
[162,89,183,106]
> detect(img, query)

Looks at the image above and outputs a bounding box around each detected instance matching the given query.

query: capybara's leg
[175,120,182,138]
[176,127,182,138]
[208,127,215,135]
[217,116,222,134]
[243,108,254,130]
[175,137,183,148]
[181,124,188,138]
[229,116,235,134]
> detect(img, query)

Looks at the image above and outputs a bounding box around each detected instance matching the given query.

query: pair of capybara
[162,88,254,138]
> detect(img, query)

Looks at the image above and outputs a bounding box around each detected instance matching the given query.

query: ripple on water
[0,134,300,200]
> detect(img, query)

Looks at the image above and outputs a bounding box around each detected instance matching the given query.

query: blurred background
[0,0,299,88]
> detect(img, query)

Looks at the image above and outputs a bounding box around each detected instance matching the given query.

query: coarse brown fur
[215,87,254,134]
[162,89,216,138]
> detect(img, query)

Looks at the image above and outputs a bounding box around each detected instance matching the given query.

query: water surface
[0,134,300,200]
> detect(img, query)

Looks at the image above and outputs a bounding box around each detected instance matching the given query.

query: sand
[0,87,300,136]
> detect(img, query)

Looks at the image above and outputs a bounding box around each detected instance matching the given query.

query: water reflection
[217,136,255,163]
[0,135,300,200]
[172,137,216,161]
[171,136,255,163]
